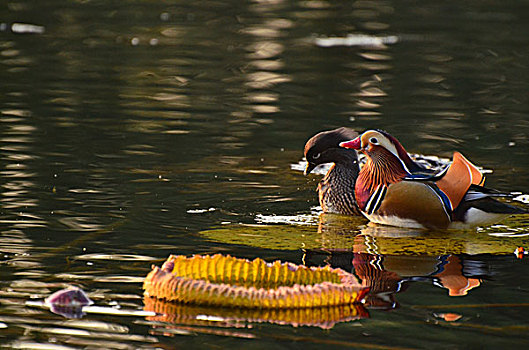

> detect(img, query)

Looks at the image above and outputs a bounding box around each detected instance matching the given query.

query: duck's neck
[324,160,358,192]
[355,152,409,210]
[322,150,359,182]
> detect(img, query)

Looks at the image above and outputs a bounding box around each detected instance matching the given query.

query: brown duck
[304,127,362,216]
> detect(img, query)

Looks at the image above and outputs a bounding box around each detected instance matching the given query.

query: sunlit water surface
[1,1,529,349]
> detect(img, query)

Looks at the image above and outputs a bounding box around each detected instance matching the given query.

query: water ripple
[73,254,157,262]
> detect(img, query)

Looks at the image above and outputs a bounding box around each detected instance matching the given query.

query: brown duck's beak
[340,137,361,150]
[304,162,317,176]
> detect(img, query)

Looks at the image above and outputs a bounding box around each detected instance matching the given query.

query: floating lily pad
[143,254,367,308]
[200,214,529,256]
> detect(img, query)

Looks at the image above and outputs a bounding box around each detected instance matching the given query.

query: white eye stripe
[313,152,321,159]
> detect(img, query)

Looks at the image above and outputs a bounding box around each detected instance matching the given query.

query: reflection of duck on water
[307,250,488,310]
[432,255,482,296]
[305,250,406,310]
[351,252,405,309]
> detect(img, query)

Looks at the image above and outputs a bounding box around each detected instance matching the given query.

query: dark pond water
[2,0,529,348]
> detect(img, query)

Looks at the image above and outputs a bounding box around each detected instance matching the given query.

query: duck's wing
[365,181,452,229]
[404,152,484,210]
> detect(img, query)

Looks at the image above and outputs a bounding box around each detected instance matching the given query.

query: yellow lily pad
[199,214,529,255]
[143,254,367,308]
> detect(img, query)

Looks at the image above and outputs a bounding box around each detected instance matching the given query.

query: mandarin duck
[303,127,362,215]
[339,129,527,229]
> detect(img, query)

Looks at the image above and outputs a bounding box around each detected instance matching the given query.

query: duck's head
[304,127,359,175]
[340,129,422,174]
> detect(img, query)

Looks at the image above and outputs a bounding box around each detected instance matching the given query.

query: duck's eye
[312,152,321,160]
[369,137,379,144]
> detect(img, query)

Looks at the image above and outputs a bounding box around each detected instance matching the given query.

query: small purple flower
[44,286,93,318]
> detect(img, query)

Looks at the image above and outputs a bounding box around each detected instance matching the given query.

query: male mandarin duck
[339,129,527,229]
[303,127,362,215]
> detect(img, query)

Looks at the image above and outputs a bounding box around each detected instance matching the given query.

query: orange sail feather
[435,152,484,210]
